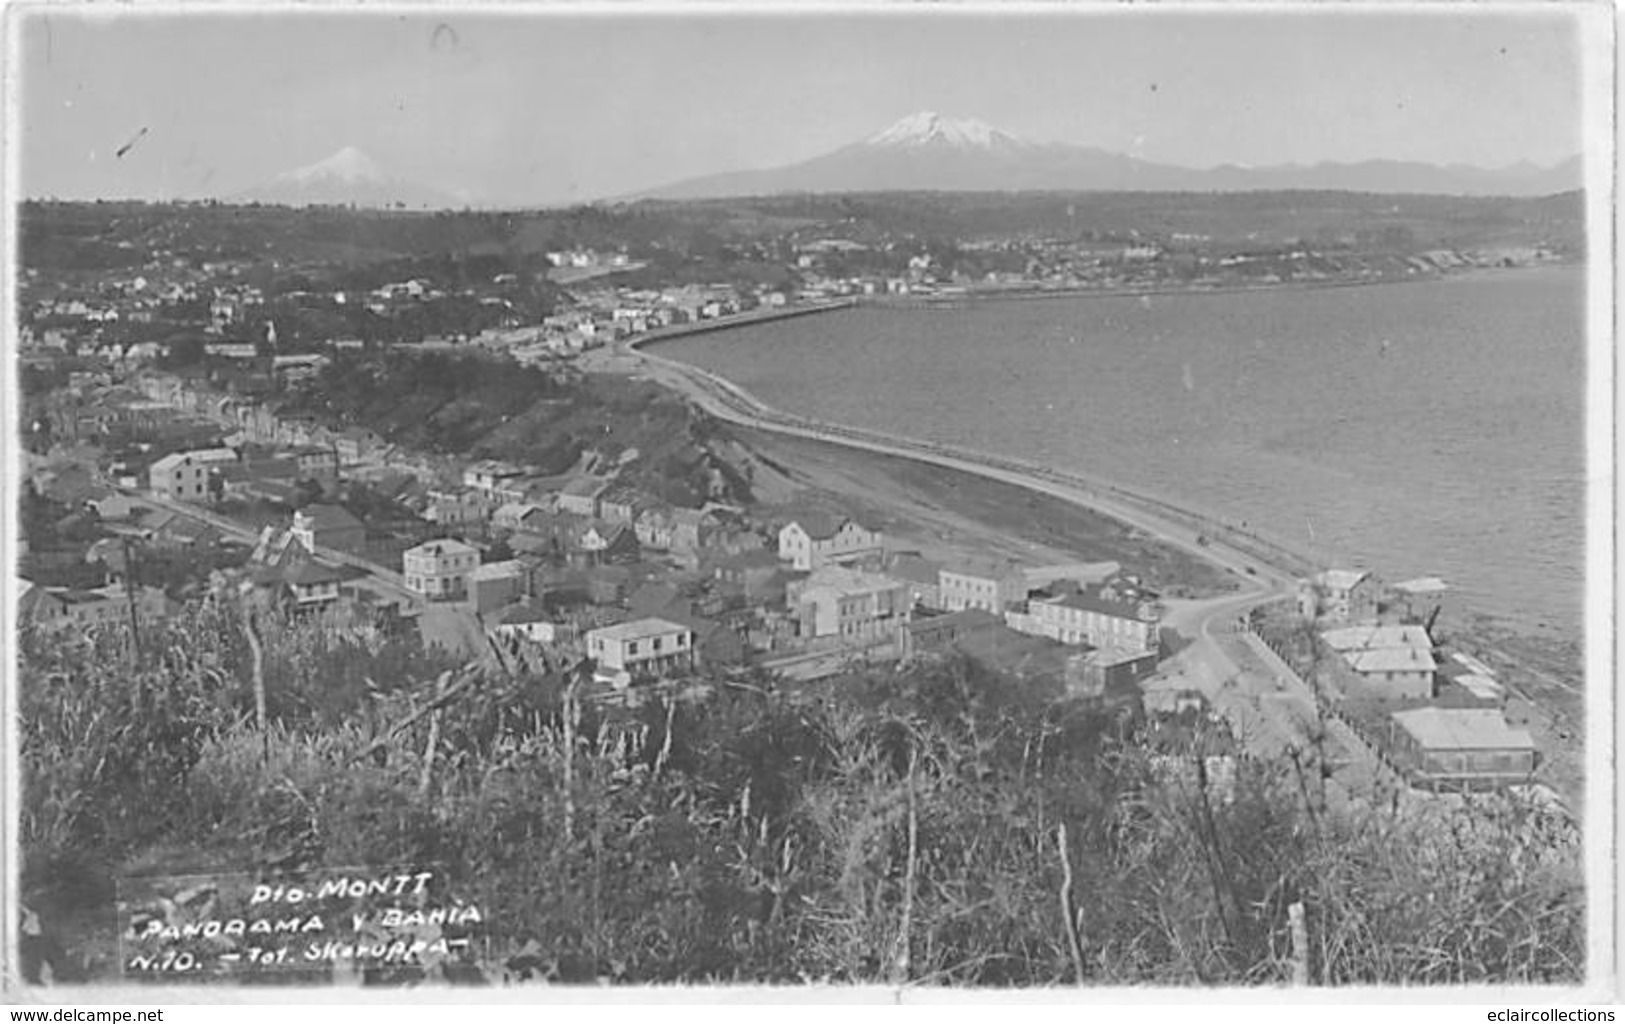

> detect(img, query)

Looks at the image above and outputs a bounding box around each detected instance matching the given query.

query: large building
[938,559,1027,614]
[1388,707,1538,790]
[778,513,884,572]
[1321,623,1436,700]
[586,618,697,685]
[403,538,480,601]
[1301,568,1381,624]
[1011,575,1160,653]
[787,566,911,645]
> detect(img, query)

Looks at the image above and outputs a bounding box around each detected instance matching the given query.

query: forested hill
[276,350,754,507]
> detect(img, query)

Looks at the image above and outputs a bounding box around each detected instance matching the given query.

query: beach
[606,318,1586,807]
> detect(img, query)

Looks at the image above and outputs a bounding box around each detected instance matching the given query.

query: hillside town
[20,298,1569,814]
[13,191,1584,993]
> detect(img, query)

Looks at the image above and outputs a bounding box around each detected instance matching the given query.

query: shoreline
[626,330,1325,586]
[623,330,1304,595]
[612,322,1584,801]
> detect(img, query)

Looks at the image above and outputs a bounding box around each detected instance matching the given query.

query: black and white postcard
[2,0,1613,1002]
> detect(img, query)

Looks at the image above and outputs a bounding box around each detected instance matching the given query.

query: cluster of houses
[1294,568,1538,793]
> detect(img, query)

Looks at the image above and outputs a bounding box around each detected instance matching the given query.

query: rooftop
[295,503,364,531]
[1321,624,1432,652]
[940,557,1025,582]
[408,538,479,558]
[471,559,524,580]
[1390,707,1536,752]
[589,617,694,644]
[1392,576,1450,595]
[1344,645,1437,674]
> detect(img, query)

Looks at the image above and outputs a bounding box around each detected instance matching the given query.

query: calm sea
[656,269,1587,640]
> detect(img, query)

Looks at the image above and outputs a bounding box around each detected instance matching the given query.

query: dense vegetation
[19,604,1584,987]
[278,351,751,506]
[20,190,1585,275]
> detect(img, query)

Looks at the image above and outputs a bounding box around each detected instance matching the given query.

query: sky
[9,3,1597,206]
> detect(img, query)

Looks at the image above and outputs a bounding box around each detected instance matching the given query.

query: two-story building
[586,617,697,686]
[403,538,481,601]
[1301,568,1381,624]
[147,452,209,502]
[939,559,1028,614]
[1321,623,1436,700]
[1013,576,1160,653]
[778,513,884,572]
[787,566,911,646]
[279,562,346,610]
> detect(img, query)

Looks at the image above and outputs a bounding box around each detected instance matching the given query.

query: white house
[778,513,883,571]
[586,618,697,686]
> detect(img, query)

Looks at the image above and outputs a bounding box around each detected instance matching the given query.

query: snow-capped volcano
[866,111,1029,150]
[282,146,388,185]
[233,147,461,209]
[641,112,1582,200]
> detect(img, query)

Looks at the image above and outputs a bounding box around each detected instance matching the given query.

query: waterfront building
[778,513,884,571]
[1392,576,1450,623]
[1321,622,1436,700]
[1011,575,1160,653]
[1301,568,1380,624]
[1387,707,1537,790]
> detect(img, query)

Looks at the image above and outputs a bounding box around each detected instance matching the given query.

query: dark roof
[284,562,346,586]
[888,555,944,585]
[298,503,363,531]
[788,510,845,540]
[1051,587,1153,621]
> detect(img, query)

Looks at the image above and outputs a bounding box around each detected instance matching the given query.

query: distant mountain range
[645,112,1582,200]
[232,147,462,209]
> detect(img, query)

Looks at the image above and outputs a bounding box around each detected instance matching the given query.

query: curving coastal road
[607,331,1390,793]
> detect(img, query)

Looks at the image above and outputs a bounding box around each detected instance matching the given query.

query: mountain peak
[867,111,1023,149]
[282,146,387,185]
